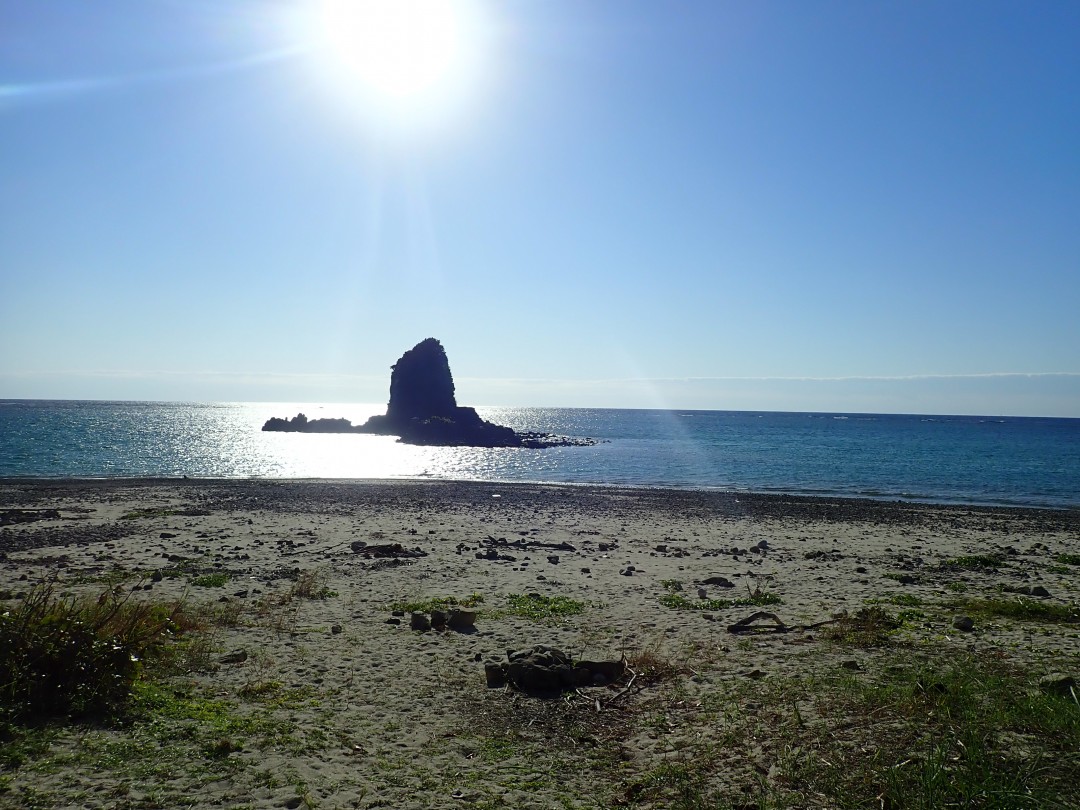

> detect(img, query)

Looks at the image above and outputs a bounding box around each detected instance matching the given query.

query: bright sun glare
[307,0,486,124]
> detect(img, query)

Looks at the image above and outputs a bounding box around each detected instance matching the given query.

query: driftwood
[726,611,840,635]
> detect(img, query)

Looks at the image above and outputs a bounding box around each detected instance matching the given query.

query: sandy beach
[2,479,1078,809]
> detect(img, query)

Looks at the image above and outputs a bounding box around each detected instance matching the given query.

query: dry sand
[1,479,1078,809]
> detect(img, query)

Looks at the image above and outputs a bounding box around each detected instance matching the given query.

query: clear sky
[2,1,1078,416]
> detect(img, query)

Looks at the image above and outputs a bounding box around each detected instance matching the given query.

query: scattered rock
[448,609,476,631]
[330,624,342,634]
[356,543,426,559]
[1038,674,1077,697]
[265,339,597,448]
[410,613,431,631]
[952,616,975,632]
[701,576,734,588]
[485,645,625,694]
[219,650,248,664]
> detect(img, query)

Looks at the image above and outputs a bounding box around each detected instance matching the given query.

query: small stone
[386,618,401,625]
[1030,585,1051,598]
[702,576,734,588]
[547,555,560,564]
[448,609,476,630]
[219,649,248,664]
[330,624,343,634]
[411,613,431,631]
[840,660,862,671]
[580,567,591,574]
[1038,674,1077,697]
[952,616,975,632]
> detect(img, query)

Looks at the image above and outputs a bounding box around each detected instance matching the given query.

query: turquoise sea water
[1,400,1078,509]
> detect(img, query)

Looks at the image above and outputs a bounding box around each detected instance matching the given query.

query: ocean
[1,400,1078,509]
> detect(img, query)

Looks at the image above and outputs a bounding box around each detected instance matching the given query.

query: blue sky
[2,0,1078,416]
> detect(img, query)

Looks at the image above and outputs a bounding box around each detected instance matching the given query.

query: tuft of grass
[958,596,1079,624]
[625,647,683,687]
[940,553,1006,570]
[614,651,1080,809]
[1056,553,1080,566]
[822,606,902,646]
[503,593,586,621]
[290,569,336,600]
[800,652,1080,808]
[0,582,197,725]
[621,760,723,809]
[191,572,230,588]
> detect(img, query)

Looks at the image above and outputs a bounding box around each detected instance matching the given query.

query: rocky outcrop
[260,414,360,433]
[264,338,597,448]
[484,645,626,693]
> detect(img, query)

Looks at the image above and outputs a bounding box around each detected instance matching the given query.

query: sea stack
[263,338,597,448]
[359,338,522,446]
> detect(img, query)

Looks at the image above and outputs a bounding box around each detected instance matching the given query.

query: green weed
[503,593,586,621]
[191,573,229,588]
[940,553,1006,570]
[0,583,196,725]
[959,597,1079,624]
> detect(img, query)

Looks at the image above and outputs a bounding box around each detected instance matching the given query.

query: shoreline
[3,474,1078,515]
[2,478,1078,808]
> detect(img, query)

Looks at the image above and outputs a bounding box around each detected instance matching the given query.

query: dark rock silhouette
[262,338,597,448]
[261,414,356,433]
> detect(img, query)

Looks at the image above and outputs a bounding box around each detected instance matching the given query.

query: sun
[306,0,487,124]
